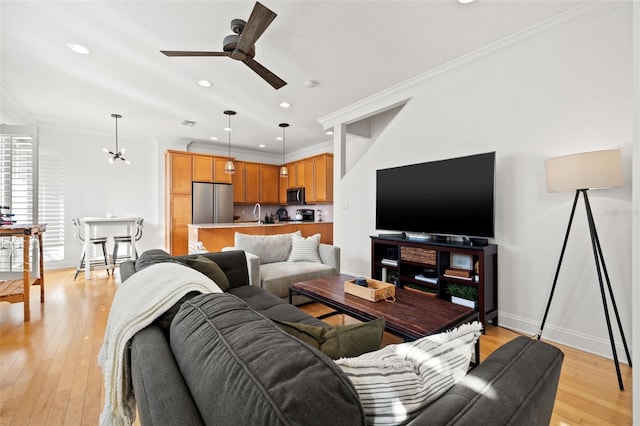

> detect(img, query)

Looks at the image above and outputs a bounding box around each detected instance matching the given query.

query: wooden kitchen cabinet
[304,154,334,203]
[165,151,193,255]
[260,164,280,204]
[170,194,191,255]
[214,157,233,183]
[167,151,192,194]
[192,155,213,182]
[193,154,233,184]
[287,160,305,188]
[279,172,289,204]
[233,161,260,204]
[278,154,333,203]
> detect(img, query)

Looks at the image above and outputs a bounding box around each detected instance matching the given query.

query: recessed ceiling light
[66,42,90,55]
[258,144,266,148]
[276,136,283,141]
[325,130,334,135]
[224,127,232,132]
[210,136,218,141]
[279,102,291,108]
[458,0,476,4]
[198,80,212,87]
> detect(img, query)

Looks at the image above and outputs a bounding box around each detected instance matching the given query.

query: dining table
[80,217,139,280]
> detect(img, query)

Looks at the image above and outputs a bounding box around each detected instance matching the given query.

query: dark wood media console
[370,235,498,329]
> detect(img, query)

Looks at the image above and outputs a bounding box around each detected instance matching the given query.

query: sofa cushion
[274,318,385,359]
[260,262,336,299]
[184,255,230,291]
[227,285,326,327]
[234,231,301,264]
[335,321,482,426]
[418,336,564,426]
[135,249,184,271]
[288,233,322,263]
[170,293,366,426]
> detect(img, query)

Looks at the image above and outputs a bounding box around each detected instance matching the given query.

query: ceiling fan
[161,2,286,90]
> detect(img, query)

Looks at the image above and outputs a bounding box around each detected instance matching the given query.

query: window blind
[0,127,64,274]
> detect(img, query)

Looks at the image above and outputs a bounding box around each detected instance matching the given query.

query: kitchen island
[188,222,333,254]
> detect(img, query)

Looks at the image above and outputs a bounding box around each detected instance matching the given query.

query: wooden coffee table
[291,274,480,363]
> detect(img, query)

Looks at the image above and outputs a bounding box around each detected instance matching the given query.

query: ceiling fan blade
[243,57,287,90]
[161,50,229,57]
[236,2,276,54]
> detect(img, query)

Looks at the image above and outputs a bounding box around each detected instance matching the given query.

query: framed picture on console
[450,253,473,271]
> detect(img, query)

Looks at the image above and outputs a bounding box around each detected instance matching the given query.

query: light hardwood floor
[0,268,632,425]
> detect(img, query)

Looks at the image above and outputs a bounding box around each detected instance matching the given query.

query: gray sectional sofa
[120,249,564,426]
[223,230,340,305]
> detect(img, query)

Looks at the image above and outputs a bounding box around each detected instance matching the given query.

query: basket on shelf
[400,246,436,265]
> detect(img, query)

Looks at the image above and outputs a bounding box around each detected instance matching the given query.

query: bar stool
[72,218,110,280]
[112,217,143,265]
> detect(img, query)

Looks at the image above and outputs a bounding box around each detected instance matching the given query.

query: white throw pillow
[287,233,322,263]
[335,321,483,425]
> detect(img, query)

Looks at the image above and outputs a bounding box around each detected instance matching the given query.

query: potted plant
[446,283,478,309]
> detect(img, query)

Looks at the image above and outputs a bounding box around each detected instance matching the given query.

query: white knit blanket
[97,262,223,426]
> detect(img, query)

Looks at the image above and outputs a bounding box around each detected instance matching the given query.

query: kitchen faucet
[253,203,261,225]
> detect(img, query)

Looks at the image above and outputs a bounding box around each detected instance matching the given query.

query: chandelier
[103,113,130,164]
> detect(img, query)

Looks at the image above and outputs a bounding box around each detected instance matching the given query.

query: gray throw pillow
[234,231,302,264]
[184,255,230,291]
[274,318,385,359]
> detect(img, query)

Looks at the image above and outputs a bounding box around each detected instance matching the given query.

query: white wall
[325,3,633,359]
[38,125,160,270]
[631,1,639,422]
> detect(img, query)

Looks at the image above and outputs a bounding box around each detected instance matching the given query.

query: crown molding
[318,0,629,128]
[1,78,35,125]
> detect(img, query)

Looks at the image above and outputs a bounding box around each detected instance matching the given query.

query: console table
[0,224,46,321]
[371,235,498,329]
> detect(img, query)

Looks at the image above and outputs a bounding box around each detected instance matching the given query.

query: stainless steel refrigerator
[192,182,233,224]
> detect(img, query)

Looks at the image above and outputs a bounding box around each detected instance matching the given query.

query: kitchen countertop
[189,221,332,229]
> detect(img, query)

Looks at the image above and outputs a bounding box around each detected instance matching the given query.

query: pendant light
[224,110,236,174]
[279,123,289,178]
[102,113,130,164]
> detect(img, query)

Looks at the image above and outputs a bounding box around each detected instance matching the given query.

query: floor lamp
[537,149,631,391]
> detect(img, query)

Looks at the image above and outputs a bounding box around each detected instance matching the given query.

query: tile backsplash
[233,204,333,222]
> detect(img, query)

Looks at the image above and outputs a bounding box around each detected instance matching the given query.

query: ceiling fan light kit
[161,2,287,90]
[224,110,237,174]
[103,113,130,165]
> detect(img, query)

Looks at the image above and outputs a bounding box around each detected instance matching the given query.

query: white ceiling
[1,0,584,154]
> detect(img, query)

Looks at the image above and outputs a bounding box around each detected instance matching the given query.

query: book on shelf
[381,258,398,267]
[414,274,438,284]
[443,274,474,281]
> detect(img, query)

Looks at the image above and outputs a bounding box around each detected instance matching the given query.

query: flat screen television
[376,152,495,239]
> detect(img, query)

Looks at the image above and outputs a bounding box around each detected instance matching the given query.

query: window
[39,150,65,261]
[0,125,65,274]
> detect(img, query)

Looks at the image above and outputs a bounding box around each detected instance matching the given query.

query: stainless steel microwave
[286,187,306,205]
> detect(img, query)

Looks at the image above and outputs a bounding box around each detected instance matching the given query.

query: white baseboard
[498,311,632,364]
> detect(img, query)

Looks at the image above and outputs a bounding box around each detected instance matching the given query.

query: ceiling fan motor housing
[230,18,246,34]
[223,34,255,59]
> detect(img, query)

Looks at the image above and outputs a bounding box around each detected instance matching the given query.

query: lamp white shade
[545,149,623,192]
